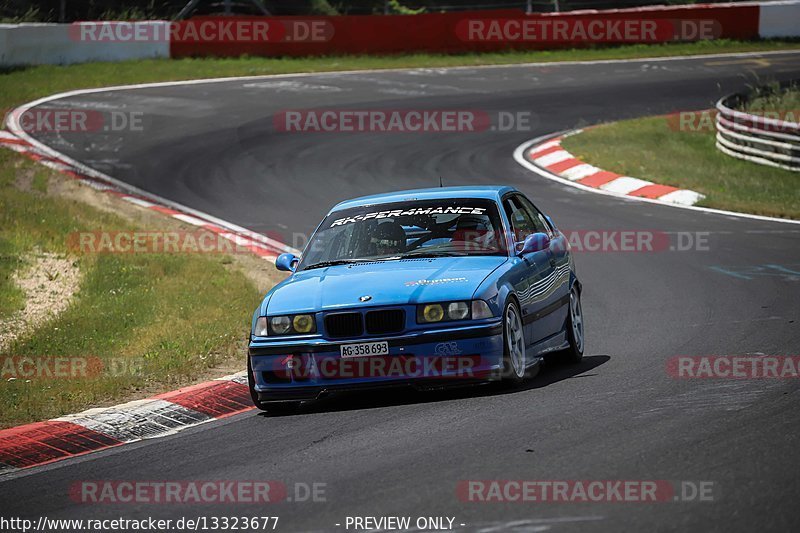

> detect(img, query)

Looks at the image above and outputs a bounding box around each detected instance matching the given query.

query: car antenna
[439,176,443,187]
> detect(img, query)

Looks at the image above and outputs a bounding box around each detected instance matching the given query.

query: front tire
[561,285,585,364]
[248,356,301,415]
[502,298,527,385]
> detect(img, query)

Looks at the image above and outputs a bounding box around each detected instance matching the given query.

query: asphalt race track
[3,52,800,532]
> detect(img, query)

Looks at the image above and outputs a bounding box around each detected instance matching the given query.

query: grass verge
[1,39,798,111]
[744,82,800,114]
[561,114,800,220]
[0,150,274,428]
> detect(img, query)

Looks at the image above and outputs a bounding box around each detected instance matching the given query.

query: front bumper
[248,320,504,401]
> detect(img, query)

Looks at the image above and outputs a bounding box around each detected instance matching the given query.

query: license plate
[340,341,389,358]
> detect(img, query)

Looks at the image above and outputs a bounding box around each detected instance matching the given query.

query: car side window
[517,195,552,237]
[503,196,537,243]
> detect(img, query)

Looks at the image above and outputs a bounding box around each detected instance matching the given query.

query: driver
[452,215,495,251]
[370,220,406,256]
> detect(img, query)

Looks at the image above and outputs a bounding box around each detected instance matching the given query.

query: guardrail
[715,90,800,172]
[0,22,170,66]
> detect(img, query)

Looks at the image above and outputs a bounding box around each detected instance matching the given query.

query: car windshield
[300,198,506,269]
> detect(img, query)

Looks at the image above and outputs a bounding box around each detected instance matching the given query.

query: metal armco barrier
[715,89,800,172]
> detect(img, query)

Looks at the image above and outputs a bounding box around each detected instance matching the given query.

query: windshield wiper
[398,250,468,258]
[304,252,466,269]
[302,259,362,270]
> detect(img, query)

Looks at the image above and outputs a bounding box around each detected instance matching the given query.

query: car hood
[265,256,507,315]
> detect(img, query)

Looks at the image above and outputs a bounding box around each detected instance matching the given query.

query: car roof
[330,186,517,212]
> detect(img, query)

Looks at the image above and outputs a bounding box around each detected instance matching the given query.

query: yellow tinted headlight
[292,314,315,333]
[422,304,444,323]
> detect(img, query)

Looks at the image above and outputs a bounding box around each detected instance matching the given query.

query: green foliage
[0,3,44,23]
[744,82,800,113]
[386,0,426,15]
[311,0,340,15]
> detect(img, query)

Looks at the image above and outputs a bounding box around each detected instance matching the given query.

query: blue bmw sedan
[248,186,583,412]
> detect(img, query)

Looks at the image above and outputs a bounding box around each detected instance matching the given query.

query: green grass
[745,83,800,114]
[561,115,800,220]
[1,39,798,111]
[0,151,261,428]
[0,236,24,321]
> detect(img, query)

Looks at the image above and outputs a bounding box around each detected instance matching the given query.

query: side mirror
[275,253,299,272]
[517,232,551,256]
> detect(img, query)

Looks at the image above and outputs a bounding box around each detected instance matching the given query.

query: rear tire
[248,356,302,415]
[502,298,527,385]
[561,285,584,364]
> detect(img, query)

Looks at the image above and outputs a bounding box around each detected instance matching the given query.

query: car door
[517,194,571,342]
[501,194,551,345]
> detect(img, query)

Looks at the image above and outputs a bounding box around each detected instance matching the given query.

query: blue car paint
[265,256,507,315]
[249,186,580,401]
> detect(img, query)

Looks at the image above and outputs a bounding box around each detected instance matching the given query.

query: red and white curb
[521,131,705,206]
[0,372,254,474]
[515,131,800,225]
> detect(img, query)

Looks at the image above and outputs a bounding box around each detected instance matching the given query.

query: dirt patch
[12,159,35,193]
[0,251,82,351]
